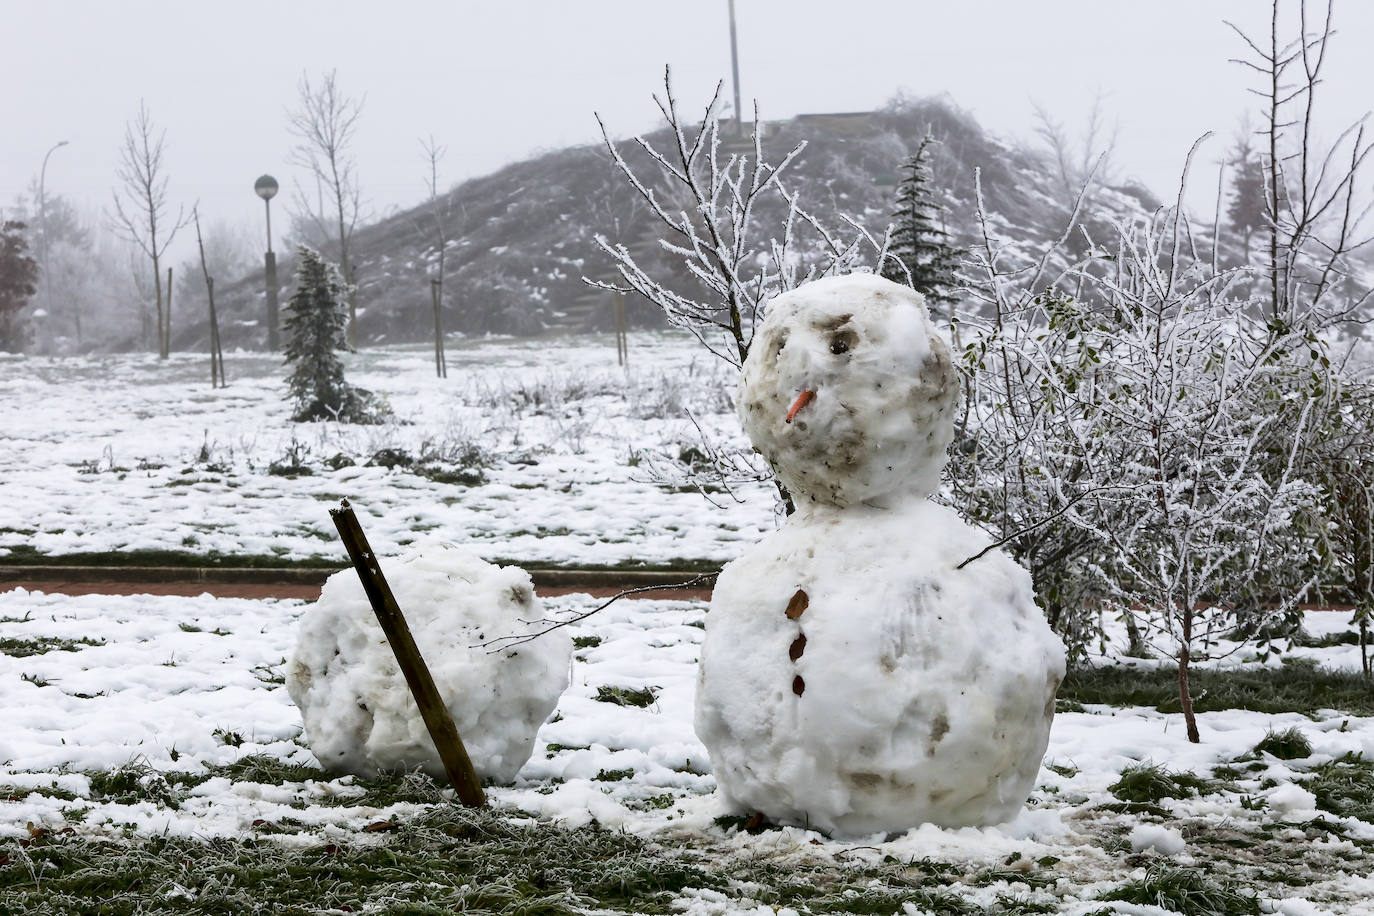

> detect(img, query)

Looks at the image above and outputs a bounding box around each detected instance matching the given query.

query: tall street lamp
[38,140,70,339]
[255,174,280,350]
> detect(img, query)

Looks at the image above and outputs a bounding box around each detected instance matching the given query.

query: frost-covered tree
[952,172,1126,664]
[591,67,887,512]
[1070,206,1323,744]
[591,66,884,371]
[880,134,959,319]
[955,142,1331,741]
[283,246,383,423]
[0,220,38,351]
[1303,373,1374,677]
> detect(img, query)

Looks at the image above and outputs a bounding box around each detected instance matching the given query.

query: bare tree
[1228,0,1374,328]
[420,135,449,378]
[1031,93,1118,207]
[110,101,187,359]
[288,70,364,347]
[590,68,886,514]
[590,67,886,371]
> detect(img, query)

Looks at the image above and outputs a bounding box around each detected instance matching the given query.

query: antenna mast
[728,0,743,136]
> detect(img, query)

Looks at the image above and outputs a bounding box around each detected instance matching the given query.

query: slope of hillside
[186,96,1162,351]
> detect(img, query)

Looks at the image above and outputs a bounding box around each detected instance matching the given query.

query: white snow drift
[697,274,1066,835]
[287,543,571,782]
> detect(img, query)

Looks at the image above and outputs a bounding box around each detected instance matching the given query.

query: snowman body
[695,274,1065,835]
[288,543,571,783]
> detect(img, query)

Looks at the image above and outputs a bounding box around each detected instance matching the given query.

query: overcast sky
[2,0,1371,259]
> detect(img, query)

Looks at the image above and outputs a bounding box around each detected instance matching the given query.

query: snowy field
[3,337,1374,913]
[1,583,1372,914]
[0,335,774,568]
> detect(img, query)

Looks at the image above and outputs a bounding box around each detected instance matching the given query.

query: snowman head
[739,273,960,508]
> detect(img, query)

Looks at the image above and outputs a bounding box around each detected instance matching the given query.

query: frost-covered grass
[2,587,1374,914]
[0,335,770,569]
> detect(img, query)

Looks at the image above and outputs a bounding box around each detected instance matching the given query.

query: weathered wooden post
[431,278,447,378]
[614,291,628,367]
[330,499,485,807]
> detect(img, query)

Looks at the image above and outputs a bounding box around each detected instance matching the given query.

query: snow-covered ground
[0,335,773,566]
[4,338,1374,913]
[1,584,1371,914]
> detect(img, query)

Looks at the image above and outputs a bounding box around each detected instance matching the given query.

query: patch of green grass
[1,783,78,802]
[210,754,329,786]
[626,793,679,811]
[1061,660,1374,716]
[213,728,245,748]
[0,805,725,916]
[993,895,1055,914]
[87,763,204,810]
[572,635,602,650]
[1108,763,1222,804]
[1099,863,1261,915]
[1293,629,1363,648]
[0,635,104,657]
[545,743,590,754]
[1251,727,1313,760]
[1297,752,1374,823]
[594,685,658,708]
[593,768,635,782]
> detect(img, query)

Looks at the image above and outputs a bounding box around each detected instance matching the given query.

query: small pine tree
[283,245,383,423]
[0,220,38,352]
[1226,134,1266,263]
[881,134,960,319]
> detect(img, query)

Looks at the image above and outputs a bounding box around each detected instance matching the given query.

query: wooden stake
[614,291,628,367]
[165,266,174,355]
[329,499,486,807]
[431,278,447,378]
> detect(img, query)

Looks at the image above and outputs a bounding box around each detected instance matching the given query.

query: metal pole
[38,140,70,340]
[265,197,279,352]
[728,0,743,137]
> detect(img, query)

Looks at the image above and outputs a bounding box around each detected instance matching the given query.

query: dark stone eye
[830,337,850,355]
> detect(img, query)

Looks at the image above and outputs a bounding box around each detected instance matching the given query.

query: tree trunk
[1178,610,1201,743]
[153,254,166,359]
[165,266,173,356]
[1124,610,1149,658]
[431,278,446,379]
[207,276,223,388]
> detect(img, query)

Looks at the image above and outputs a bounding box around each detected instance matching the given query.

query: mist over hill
[184,96,1163,351]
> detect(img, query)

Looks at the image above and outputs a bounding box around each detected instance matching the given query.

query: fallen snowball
[1266,782,1318,815]
[287,543,571,782]
[1129,823,1186,855]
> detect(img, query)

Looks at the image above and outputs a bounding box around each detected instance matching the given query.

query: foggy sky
[3,0,1371,261]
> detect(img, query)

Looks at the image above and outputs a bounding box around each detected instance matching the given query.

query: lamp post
[38,140,70,339]
[255,174,280,350]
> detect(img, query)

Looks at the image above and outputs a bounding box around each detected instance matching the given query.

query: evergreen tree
[283,245,383,423]
[1226,134,1267,263]
[0,220,39,352]
[881,134,960,318]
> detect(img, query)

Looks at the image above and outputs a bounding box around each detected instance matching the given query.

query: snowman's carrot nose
[785,389,816,423]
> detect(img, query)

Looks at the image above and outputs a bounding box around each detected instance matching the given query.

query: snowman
[287,543,572,783]
[694,273,1065,836]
